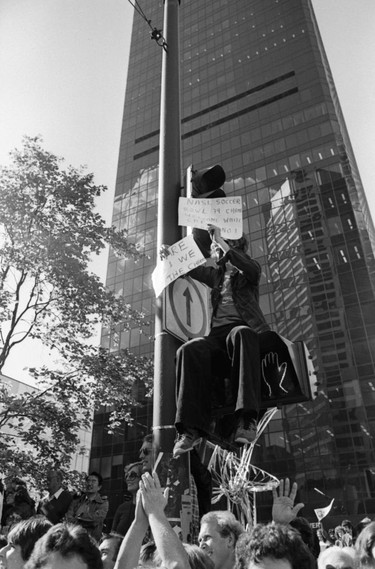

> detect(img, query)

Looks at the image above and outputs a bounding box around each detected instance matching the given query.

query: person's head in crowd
[3,477,24,500]
[318,546,358,569]
[290,516,320,558]
[235,522,316,569]
[329,529,336,542]
[99,534,122,569]
[342,520,353,535]
[198,510,244,569]
[355,521,375,568]
[85,472,103,497]
[335,526,346,541]
[4,481,36,527]
[24,523,103,569]
[13,485,35,506]
[124,462,142,498]
[183,544,215,569]
[138,541,161,568]
[46,469,64,496]
[0,517,52,569]
[139,435,154,474]
[5,478,28,502]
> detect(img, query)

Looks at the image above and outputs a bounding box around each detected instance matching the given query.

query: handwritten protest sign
[178,196,243,238]
[151,234,206,297]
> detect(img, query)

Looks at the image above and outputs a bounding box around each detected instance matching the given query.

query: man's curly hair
[235,523,316,569]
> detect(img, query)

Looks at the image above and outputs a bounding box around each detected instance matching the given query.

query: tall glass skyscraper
[90,0,375,526]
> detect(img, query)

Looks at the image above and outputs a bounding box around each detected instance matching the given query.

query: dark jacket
[111,497,135,537]
[189,248,270,333]
[37,489,73,524]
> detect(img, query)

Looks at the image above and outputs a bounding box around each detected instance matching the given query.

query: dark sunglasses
[126,472,140,481]
[140,447,151,456]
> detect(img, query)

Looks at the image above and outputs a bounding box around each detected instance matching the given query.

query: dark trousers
[175,324,269,435]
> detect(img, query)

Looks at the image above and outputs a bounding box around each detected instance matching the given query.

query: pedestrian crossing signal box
[211,333,317,417]
[259,333,317,408]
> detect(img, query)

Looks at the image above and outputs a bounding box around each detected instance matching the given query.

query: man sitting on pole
[173,223,271,457]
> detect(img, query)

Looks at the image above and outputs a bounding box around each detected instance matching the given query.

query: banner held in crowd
[152,234,206,297]
[178,196,243,238]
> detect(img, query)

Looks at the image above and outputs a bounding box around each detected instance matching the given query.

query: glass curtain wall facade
[90,0,375,526]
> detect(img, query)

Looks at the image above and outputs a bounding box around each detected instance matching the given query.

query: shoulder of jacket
[96,494,108,503]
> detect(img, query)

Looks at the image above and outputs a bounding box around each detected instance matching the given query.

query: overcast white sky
[0,0,374,382]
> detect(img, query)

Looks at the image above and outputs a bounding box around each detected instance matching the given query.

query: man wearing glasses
[65,471,108,541]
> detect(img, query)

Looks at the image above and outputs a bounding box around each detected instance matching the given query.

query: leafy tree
[0,136,153,487]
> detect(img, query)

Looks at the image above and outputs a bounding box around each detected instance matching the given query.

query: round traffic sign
[165,277,210,341]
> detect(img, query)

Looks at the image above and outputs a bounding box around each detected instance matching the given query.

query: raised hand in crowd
[139,472,190,569]
[114,472,190,569]
[113,483,148,569]
[272,478,304,525]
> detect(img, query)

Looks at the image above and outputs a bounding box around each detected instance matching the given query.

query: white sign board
[164,277,211,342]
[178,196,243,238]
[151,234,206,297]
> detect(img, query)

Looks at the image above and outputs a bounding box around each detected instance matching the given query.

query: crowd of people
[1,459,375,569]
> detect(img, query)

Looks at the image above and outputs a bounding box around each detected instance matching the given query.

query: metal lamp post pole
[153,0,182,454]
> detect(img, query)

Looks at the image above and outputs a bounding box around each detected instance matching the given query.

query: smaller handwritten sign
[178,196,243,238]
[152,234,206,297]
